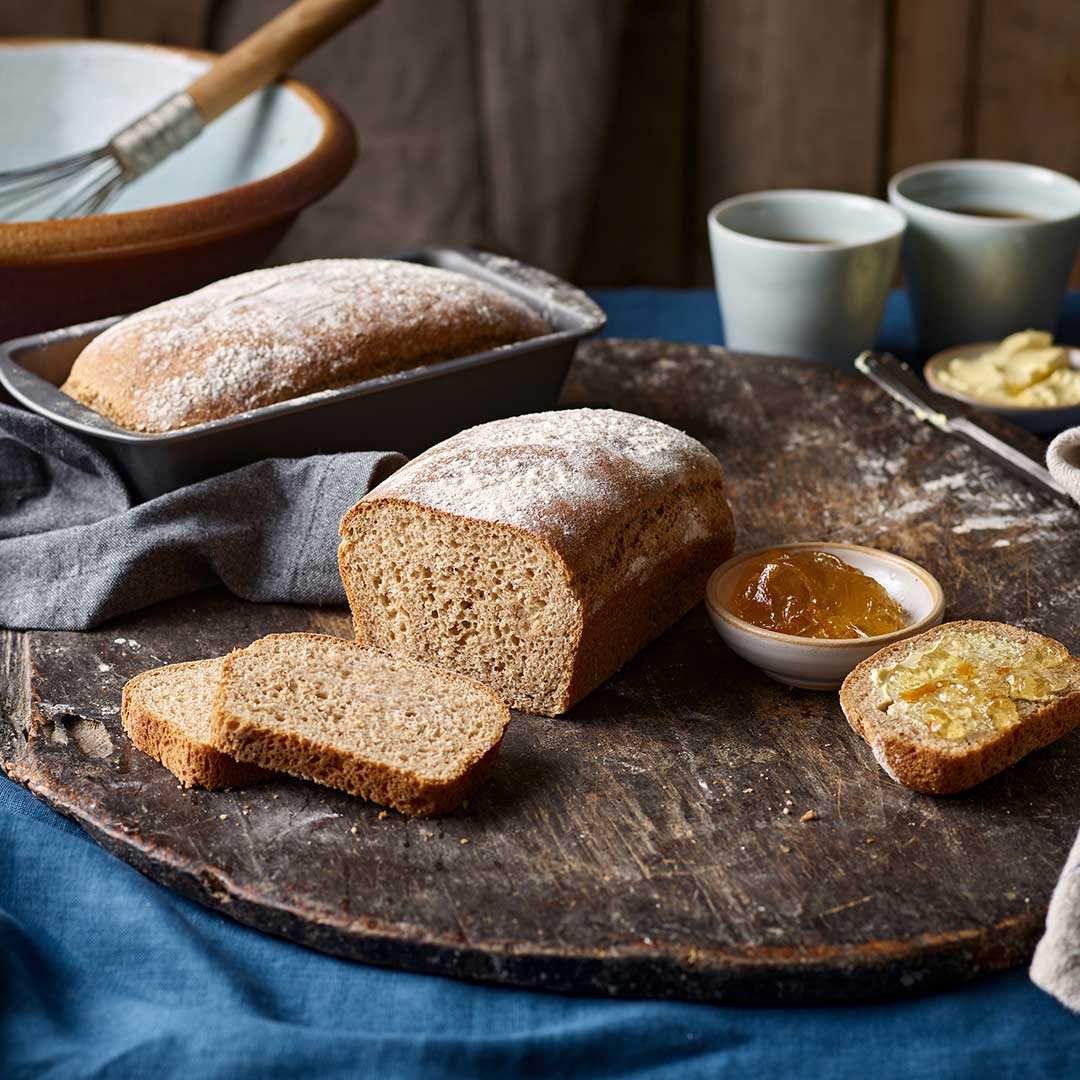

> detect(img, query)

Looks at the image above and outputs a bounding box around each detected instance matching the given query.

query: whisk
[0,0,377,222]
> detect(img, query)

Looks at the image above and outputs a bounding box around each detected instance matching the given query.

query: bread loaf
[840,620,1080,794]
[121,657,268,789]
[208,633,510,816]
[61,259,550,433]
[338,408,735,716]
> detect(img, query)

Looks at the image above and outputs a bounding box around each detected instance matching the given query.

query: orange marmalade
[871,627,1073,740]
[730,548,907,639]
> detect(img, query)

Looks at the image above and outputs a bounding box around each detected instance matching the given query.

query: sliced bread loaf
[121,657,268,789]
[208,633,510,816]
[338,408,735,716]
[840,620,1080,794]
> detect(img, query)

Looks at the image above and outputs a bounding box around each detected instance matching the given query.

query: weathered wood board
[4,339,1080,1004]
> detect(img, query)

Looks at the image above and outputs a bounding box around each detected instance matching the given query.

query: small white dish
[704,542,946,691]
[924,341,1080,434]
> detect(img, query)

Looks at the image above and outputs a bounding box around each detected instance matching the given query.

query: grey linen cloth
[1031,426,1080,1010]
[0,404,404,630]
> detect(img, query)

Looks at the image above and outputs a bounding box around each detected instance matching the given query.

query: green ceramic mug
[888,160,1080,353]
[707,189,905,366]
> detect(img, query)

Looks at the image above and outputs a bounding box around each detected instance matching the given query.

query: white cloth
[1030,427,1080,1010]
[1032,827,1080,1012]
[1048,426,1080,506]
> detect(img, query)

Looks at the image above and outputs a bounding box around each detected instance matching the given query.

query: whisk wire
[0,148,104,185]
[0,92,200,223]
[48,158,126,221]
[0,148,122,222]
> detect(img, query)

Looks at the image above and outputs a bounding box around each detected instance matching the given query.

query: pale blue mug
[707,189,906,366]
[888,159,1080,353]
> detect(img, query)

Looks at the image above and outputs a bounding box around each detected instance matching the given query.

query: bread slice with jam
[839,620,1080,794]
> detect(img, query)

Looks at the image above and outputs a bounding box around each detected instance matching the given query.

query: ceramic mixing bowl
[0,39,355,339]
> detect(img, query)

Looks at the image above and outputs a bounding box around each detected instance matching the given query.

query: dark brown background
[4,0,1079,284]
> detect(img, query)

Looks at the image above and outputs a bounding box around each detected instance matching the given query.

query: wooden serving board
[4,339,1080,1005]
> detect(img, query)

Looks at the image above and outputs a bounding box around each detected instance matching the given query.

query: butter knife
[854,351,1067,500]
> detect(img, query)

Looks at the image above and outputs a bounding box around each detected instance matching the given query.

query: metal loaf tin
[0,249,606,500]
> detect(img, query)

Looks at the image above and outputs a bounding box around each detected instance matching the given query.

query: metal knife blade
[854,351,1067,500]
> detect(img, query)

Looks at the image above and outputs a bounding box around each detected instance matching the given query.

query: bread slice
[840,620,1080,794]
[338,408,735,716]
[208,633,510,816]
[121,658,268,789]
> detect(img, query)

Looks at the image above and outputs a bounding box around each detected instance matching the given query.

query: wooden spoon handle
[186,0,379,122]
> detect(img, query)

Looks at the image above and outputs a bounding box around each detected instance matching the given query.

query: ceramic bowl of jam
[705,542,945,690]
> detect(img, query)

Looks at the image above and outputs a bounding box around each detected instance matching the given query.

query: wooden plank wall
[690,0,890,284]
[587,0,1080,285]
[2,0,1078,285]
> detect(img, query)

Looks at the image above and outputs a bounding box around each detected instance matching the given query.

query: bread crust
[839,620,1080,794]
[561,496,735,713]
[208,633,510,817]
[121,660,268,790]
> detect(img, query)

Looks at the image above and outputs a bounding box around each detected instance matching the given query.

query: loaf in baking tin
[61,258,550,432]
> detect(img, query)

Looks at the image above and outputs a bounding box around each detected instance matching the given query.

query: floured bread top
[60,259,550,432]
[870,624,1076,741]
[360,408,728,560]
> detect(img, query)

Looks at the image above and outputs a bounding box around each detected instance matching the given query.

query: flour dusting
[952,508,1071,537]
[369,408,725,549]
[923,472,969,493]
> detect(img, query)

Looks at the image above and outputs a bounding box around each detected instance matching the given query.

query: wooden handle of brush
[187,0,379,122]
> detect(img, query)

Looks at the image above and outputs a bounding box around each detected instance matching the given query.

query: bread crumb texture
[121,657,267,790]
[339,409,735,715]
[840,620,1080,794]
[61,259,549,432]
[209,633,510,816]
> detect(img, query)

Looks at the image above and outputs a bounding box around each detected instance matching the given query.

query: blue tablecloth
[594,287,1080,366]
[3,290,1079,1079]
